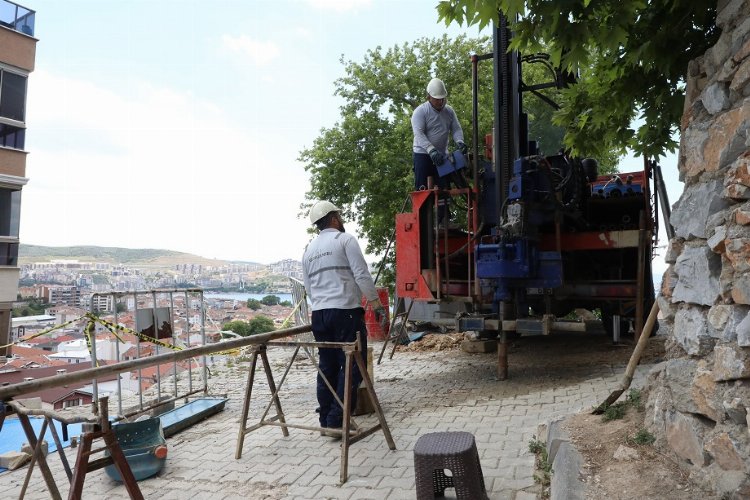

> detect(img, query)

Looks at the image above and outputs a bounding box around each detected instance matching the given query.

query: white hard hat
[426,78,448,99]
[309,200,341,224]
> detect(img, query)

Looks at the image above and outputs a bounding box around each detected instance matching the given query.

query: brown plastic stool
[413,431,489,499]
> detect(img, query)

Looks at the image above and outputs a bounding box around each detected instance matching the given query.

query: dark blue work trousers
[413,152,449,223]
[311,308,367,428]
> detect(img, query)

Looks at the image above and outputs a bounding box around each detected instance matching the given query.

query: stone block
[714,344,750,381]
[706,101,750,173]
[736,204,750,225]
[702,82,731,114]
[672,246,722,306]
[549,441,585,500]
[691,362,722,422]
[656,294,676,321]
[680,122,710,180]
[460,339,497,353]
[20,440,48,457]
[705,432,746,471]
[707,225,727,253]
[722,397,748,425]
[708,304,747,342]
[661,265,678,298]
[665,358,699,414]
[738,313,750,347]
[730,58,750,94]
[672,180,731,239]
[717,0,748,31]
[673,307,714,356]
[665,238,685,264]
[0,451,30,470]
[732,272,750,304]
[665,410,706,466]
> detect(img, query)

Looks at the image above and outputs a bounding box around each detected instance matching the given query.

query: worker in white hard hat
[411,77,467,225]
[302,200,387,437]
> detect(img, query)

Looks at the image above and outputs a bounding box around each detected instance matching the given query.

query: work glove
[374,306,388,329]
[429,149,444,166]
[457,141,468,155]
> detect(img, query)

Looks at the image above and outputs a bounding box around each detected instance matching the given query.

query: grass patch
[599,388,645,421]
[626,388,643,409]
[602,401,627,421]
[628,428,656,446]
[529,438,552,491]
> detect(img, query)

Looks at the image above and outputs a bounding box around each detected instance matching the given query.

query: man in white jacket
[302,200,387,435]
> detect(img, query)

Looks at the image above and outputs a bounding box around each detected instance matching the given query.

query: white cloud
[220,35,281,66]
[22,70,312,264]
[306,0,372,12]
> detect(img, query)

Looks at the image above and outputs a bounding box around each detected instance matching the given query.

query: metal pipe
[0,324,313,401]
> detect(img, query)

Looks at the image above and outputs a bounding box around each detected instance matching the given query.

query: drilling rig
[393,16,663,378]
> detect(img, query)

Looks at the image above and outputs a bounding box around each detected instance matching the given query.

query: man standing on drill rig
[411,77,468,227]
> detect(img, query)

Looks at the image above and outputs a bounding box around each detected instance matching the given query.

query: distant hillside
[19,244,241,266]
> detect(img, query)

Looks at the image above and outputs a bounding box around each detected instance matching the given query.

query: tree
[436,0,718,159]
[260,295,280,306]
[301,34,604,266]
[280,300,292,307]
[247,316,275,335]
[115,302,127,313]
[246,298,262,310]
[222,320,252,337]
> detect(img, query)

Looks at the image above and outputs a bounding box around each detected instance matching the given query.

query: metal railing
[0,323,312,403]
[0,0,34,36]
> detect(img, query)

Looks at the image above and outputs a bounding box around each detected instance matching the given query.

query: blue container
[105,417,167,482]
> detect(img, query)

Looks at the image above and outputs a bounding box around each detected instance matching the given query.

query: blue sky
[18,0,681,274]
[20,0,487,264]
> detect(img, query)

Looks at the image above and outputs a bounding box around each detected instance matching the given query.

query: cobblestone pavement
[0,337,653,499]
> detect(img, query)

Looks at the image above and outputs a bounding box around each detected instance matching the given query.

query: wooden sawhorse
[235,334,396,483]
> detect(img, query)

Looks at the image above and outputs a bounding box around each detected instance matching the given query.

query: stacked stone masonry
[649,0,750,496]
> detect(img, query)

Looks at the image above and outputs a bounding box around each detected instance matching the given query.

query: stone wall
[645,0,750,496]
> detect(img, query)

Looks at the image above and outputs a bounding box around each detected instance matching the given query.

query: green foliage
[222,320,252,337]
[602,401,627,421]
[436,0,718,158]
[626,388,643,409]
[115,302,128,313]
[260,295,280,306]
[528,438,552,487]
[247,315,275,335]
[280,300,292,307]
[302,35,614,277]
[246,298,262,310]
[629,428,656,446]
[12,298,49,318]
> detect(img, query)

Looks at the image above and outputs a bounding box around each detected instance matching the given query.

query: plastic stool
[413,431,488,499]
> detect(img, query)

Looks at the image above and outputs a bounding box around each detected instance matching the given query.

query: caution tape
[0,317,80,350]
[91,315,182,352]
[279,295,307,330]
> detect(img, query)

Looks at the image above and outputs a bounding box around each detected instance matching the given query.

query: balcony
[0,0,34,37]
[0,1,36,73]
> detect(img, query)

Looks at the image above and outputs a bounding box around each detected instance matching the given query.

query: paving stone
[0,345,644,500]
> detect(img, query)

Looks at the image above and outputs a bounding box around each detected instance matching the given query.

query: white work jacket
[302,228,379,311]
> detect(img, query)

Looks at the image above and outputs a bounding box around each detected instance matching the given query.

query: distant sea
[204,292,294,303]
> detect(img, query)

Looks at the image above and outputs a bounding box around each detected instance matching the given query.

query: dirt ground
[565,408,716,500]
[395,330,717,499]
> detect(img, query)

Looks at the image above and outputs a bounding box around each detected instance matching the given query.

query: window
[0,123,24,148]
[0,70,26,121]
[63,398,81,408]
[0,242,18,265]
[0,188,20,237]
